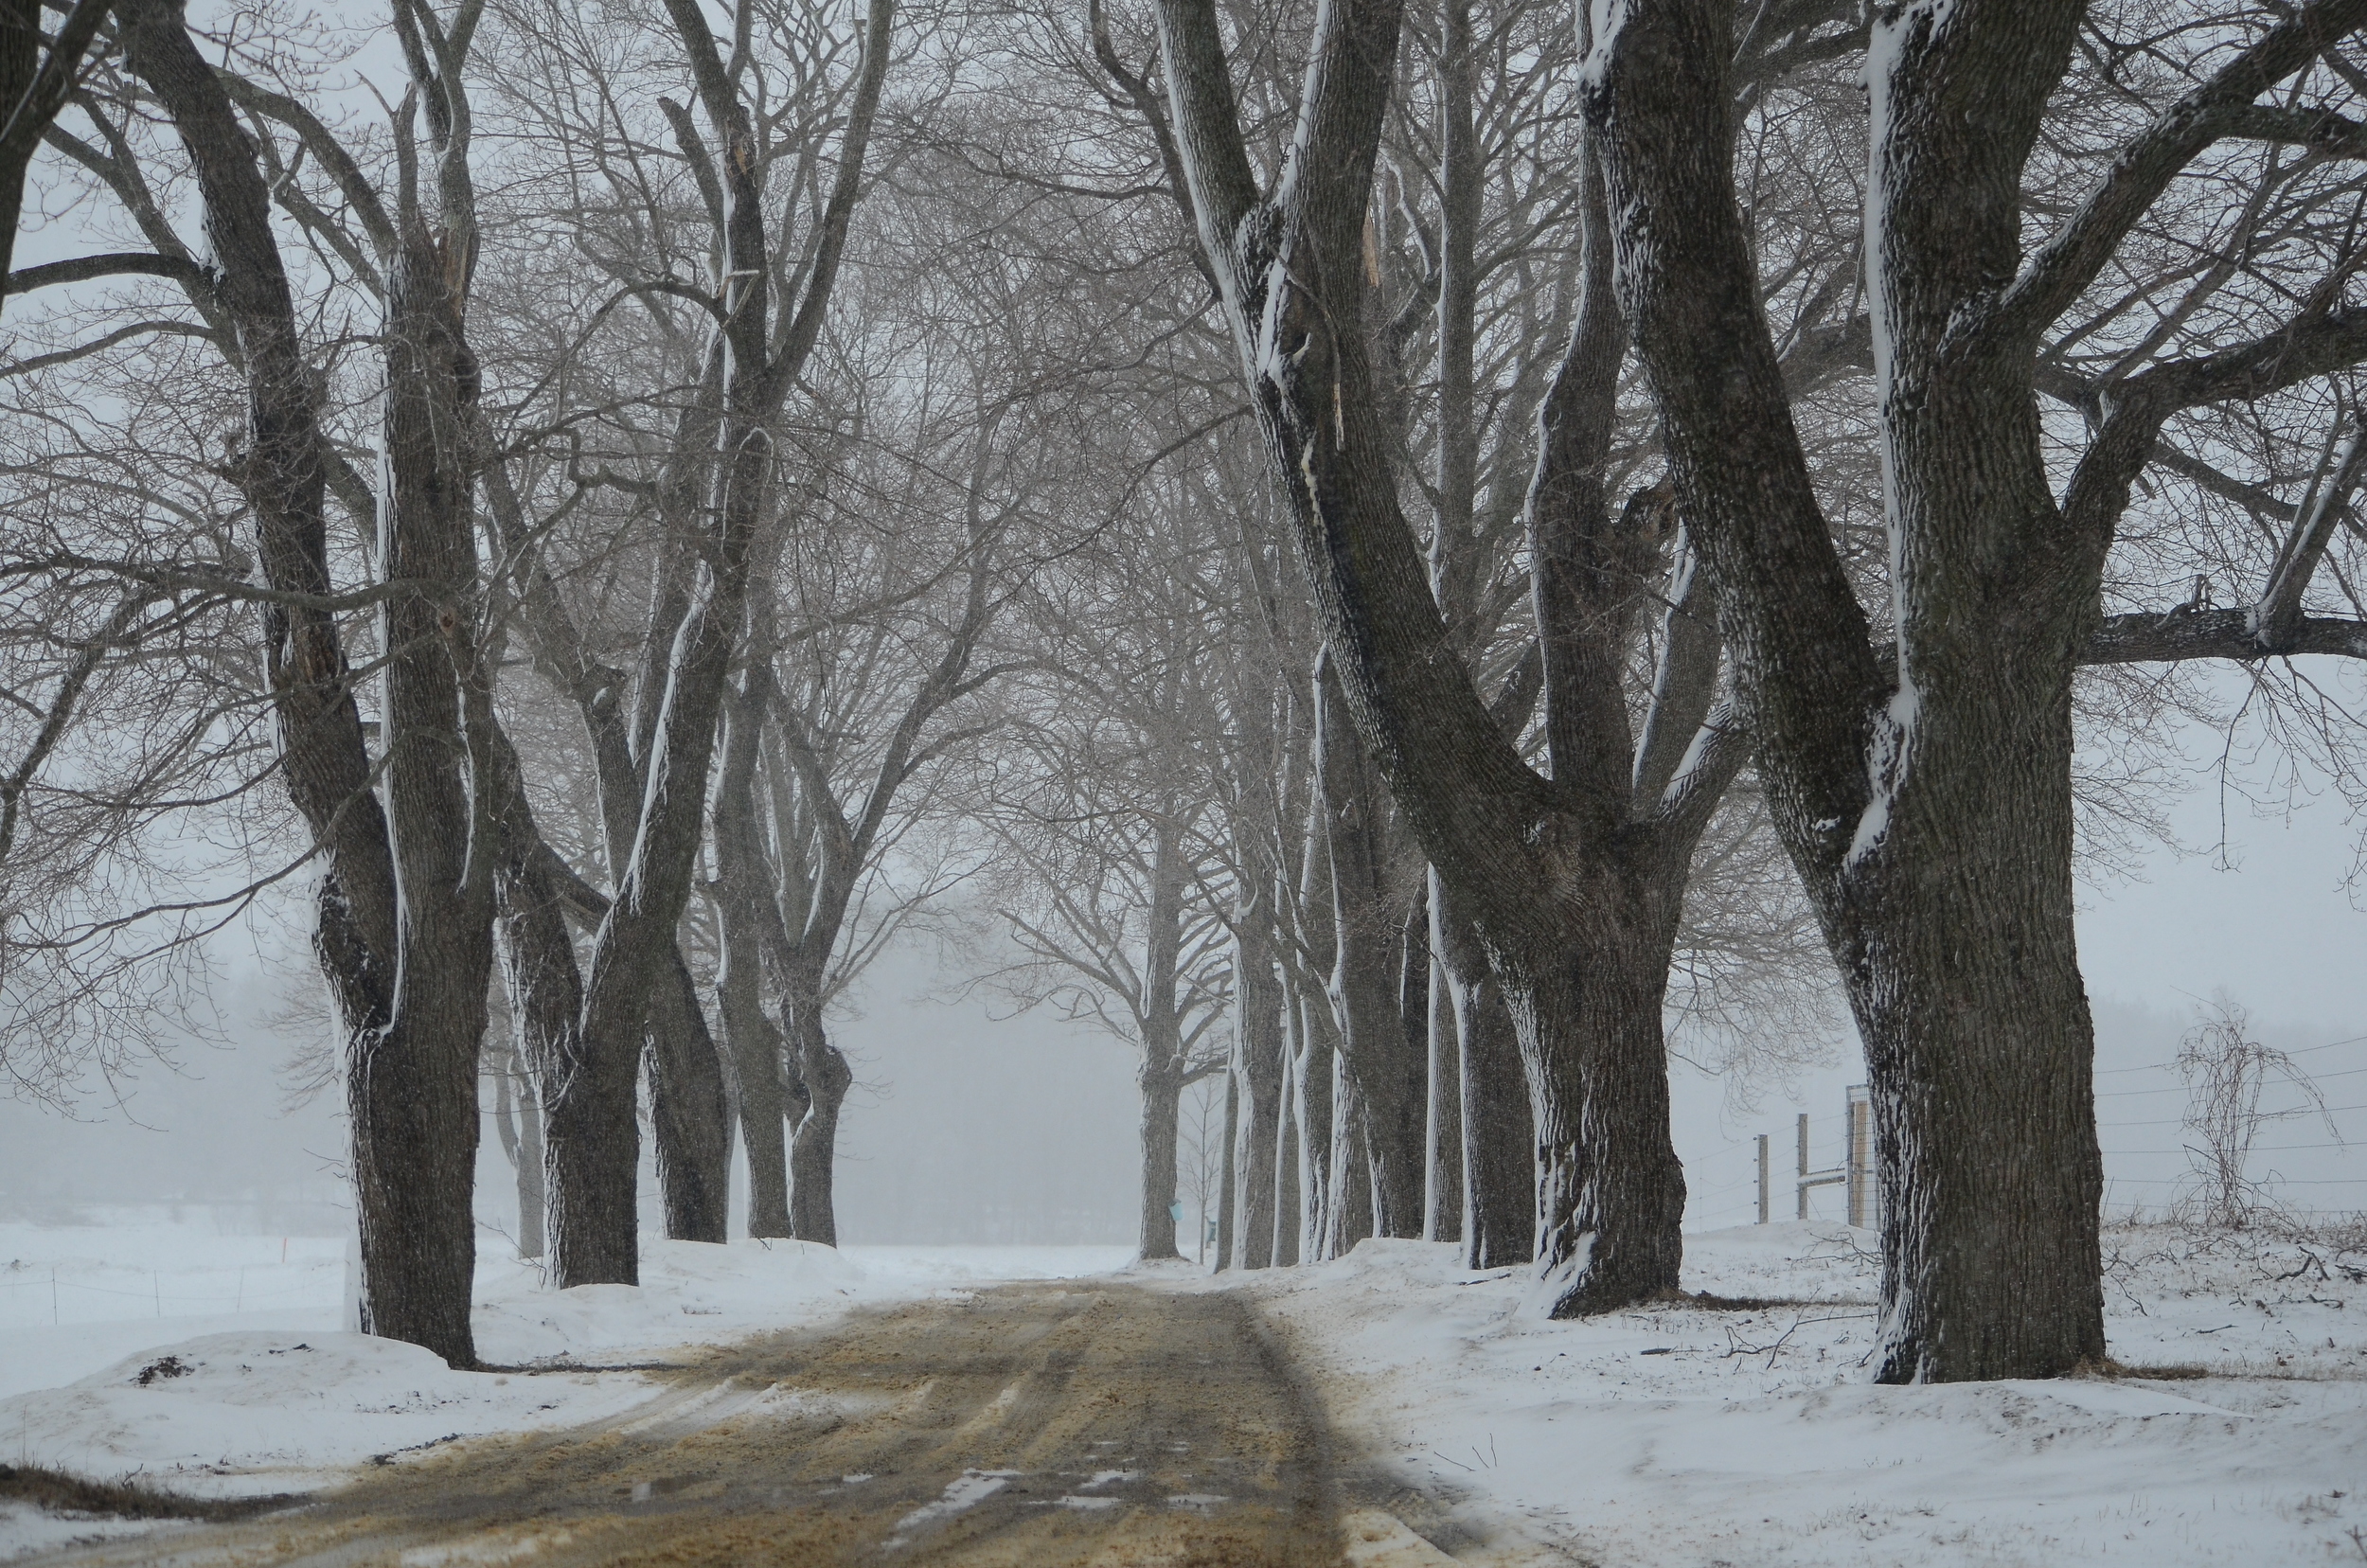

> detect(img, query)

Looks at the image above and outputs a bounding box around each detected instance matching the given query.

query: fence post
[1756,1134,1770,1224]
[1846,1092,1871,1229]
[1795,1114,1811,1220]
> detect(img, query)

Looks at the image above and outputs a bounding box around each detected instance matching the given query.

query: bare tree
[1584,0,2367,1378]
[1132,0,1771,1316]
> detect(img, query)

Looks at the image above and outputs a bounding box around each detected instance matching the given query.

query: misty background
[6,680,2361,1248]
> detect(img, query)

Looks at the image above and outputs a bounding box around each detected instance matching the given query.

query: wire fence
[1689,1032,2367,1229]
[0,1257,345,1328]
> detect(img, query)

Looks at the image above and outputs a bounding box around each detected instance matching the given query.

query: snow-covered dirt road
[6,1283,1425,1567]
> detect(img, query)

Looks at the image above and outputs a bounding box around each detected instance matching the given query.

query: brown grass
[0,1462,289,1523]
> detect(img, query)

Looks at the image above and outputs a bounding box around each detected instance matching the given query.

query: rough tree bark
[1272,1015,1302,1267]
[713,679,794,1239]
[120,0,497,1363]
[1216,1069,1238,1268]
[1421,934,1462,1246]
[1144,0,1746,1310]
[1582,0,2367,1378]
[1317,660,1425,1238]
[1134,815,1193,1260]
[1231,884,1285,1269]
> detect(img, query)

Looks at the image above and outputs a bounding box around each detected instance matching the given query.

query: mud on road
[30,1283,1369,1568]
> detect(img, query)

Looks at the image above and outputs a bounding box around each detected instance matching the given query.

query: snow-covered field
[1230,1221,2367,1568]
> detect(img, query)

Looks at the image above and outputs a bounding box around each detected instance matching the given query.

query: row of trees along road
[3,0,2367,1381]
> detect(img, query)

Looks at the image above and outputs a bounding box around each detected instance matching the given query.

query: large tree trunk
[728,1010,792,1239]
[1233,904,1284,1269]
[476,442,680,1275]
[496,845,635,1284]
[1432,877,1529,1268]
[1272,1035,1301,1267]
[713,689,793,1239]
[1851,678,2104,1379]
[1317,664,1425,1238]
[513,1078,546,1262]
[1292,982,1336,1261]
[118,0,488,1356]
[647,954,733,1243]
[1422,882,1462,1246]
[489,1045,548,1263]
[1327,1064,1375,1256]
[347,213,501,1366]
[1583,0,2115,1378]
[1137,1059,1184,1259]
[1216,1073,1238,1270]
[1495,895,1687,1310]
[476,710,639,1287]
[717,960,792,1240]
[784,971,853,1246]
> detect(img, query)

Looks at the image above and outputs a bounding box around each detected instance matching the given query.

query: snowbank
[0,1235,1131,1512]
[1228,1222,2367,1567]
[2,1330,651,1500]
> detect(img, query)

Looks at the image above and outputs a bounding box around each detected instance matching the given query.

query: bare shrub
[2176,993,2341,1229]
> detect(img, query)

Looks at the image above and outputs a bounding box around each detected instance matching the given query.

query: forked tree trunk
[349,223,498,1365]
[1579,0,2138,1377]
[119,0,499,1361]
[478,713,639,1286]
[496,847,634,1282]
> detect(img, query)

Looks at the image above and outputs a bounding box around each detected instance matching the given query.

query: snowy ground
[0,1219,1128,1547]
[1225,1221,2367,1567]
[7,1215,2365,1565]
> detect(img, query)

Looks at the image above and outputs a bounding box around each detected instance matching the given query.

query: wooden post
[1756,1134,1770,1224]
[1846,1088,1874,1230]
[1795,1113,1810,1220]
[1795,1111,1846,1220]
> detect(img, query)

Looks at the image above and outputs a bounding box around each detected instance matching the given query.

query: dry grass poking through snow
[0,1462,271,1523]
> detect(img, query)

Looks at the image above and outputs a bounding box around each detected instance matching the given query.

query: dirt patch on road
[23,1283,1346,1567]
